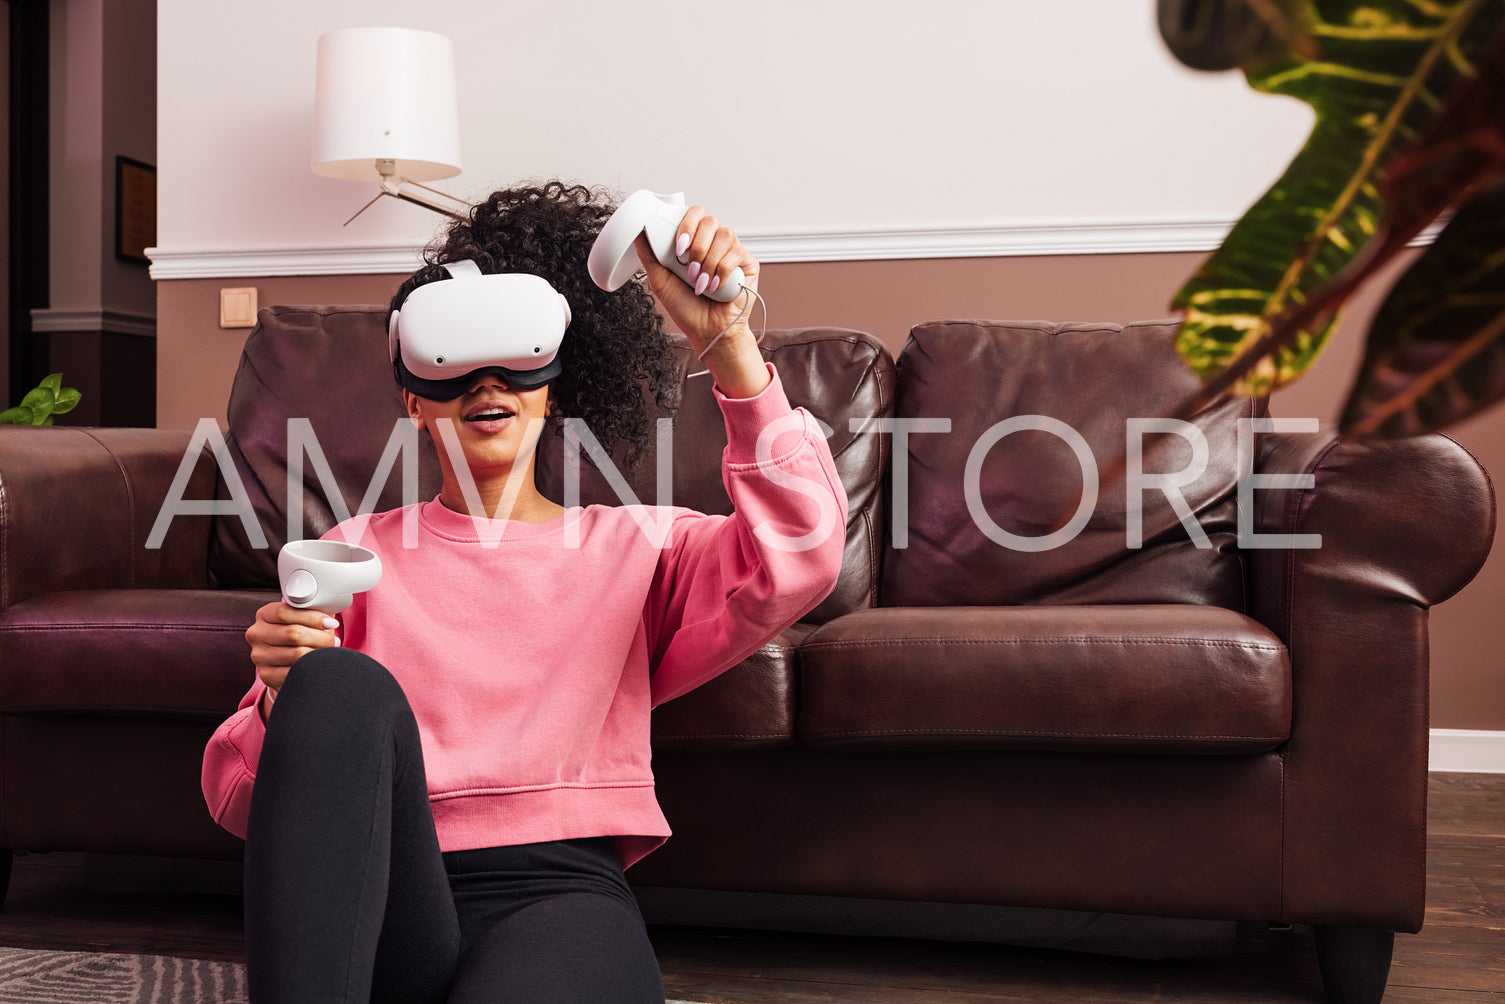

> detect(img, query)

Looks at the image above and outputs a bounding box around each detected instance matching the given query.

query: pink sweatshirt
[202,366,847,867]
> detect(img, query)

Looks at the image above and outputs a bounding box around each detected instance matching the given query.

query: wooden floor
[0,773,1499,1002]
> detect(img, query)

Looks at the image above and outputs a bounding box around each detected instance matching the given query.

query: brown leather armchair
[0,308,1492,1004]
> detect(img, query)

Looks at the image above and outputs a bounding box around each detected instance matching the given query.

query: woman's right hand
[246,601,341,714]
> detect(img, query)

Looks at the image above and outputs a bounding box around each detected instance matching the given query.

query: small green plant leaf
[1172,0,1505,395]
[1341,181,1505,437]
[1,373,82,425]
[51,387,81,415]
[19,386,54,414]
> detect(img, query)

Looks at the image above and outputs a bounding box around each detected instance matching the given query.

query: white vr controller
[588,190,746,303]
[277,539,384,615]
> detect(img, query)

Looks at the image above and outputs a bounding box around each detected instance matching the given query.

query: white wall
[155,0,1315,261]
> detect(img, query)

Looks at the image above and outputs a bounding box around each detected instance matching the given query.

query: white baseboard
[1430,729,1505,773]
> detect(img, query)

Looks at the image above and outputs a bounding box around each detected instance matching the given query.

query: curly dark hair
[389,180,681,467]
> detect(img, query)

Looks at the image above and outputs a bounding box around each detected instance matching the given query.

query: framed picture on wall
[116,157,157,264]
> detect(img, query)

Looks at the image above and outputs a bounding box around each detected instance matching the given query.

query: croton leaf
[1172,0,1505,396]
[1340,180,1505,436]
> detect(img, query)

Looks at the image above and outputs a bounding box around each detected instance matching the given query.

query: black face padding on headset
[395,355,563,401]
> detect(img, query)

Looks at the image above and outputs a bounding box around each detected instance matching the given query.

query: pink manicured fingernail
[687,261,701,283]
[695,272,711,296]
[675,233,691,259]
[323,617,339,629]
[333,636,342,646]
[708,275,721,293]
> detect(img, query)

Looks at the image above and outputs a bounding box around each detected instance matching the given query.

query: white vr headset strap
[443,259,483,280]
[389,259,485,362]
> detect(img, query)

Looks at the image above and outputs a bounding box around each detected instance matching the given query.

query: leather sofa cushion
[881,319,1264,610]
[799,605,1290,755]
[210,305,446,590]
[0,589,269,716]
[651,624,813,752]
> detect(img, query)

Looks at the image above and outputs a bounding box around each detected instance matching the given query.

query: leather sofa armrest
[1252,427,1496,613]
[1249,426,1496,930]
[0,426,218,607]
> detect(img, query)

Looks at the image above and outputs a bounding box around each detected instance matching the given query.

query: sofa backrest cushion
[880,319,1265,610]
[210,305,446,588]
[211,310,894,624]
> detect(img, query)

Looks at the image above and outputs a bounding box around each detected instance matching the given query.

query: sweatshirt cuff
[716,364,807,465]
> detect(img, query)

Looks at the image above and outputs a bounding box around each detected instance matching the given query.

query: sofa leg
[1315,925,1394,1004]
[0,850,11,910]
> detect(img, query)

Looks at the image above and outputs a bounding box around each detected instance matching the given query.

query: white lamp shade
[313,27,462,183]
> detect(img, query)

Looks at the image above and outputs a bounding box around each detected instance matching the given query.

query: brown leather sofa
[0,307,1494,1004]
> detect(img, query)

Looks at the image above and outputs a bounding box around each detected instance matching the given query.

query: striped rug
[0,949,246,1003]
[0,947,704,1002]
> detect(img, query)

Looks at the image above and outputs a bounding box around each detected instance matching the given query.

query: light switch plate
[220,287,258,328]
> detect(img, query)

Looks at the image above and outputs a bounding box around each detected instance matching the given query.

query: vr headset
[388,259,572,399]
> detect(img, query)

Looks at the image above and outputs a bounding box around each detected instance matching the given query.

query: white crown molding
[146,221,1233,280]
[29,308,157,338]
[748,218,1240,261]
[146,217,1447,281]
[1430,729,1505,774]
[147,244,429,280]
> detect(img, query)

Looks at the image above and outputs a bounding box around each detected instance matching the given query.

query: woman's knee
[274,648,416,739]
[283,647,401,703]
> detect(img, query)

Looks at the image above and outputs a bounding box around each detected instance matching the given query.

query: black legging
[243,647,666,1004]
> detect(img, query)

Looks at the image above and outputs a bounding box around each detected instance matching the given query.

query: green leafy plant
[1158,0,1505,437]
[0,373,81,426]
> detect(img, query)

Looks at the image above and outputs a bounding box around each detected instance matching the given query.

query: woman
[201,182,848,1003]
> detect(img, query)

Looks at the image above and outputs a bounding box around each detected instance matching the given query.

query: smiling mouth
[465,408,515,423]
